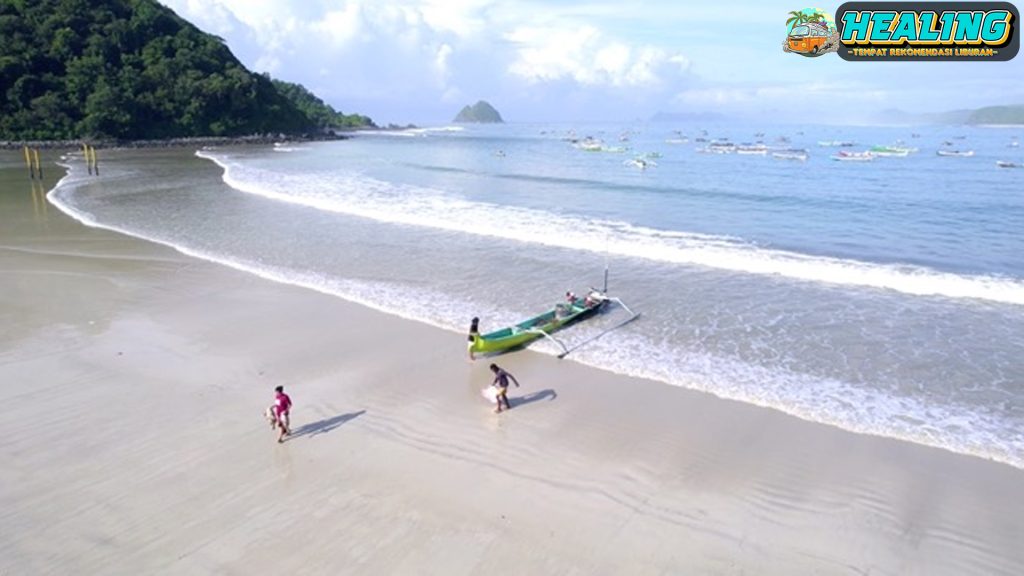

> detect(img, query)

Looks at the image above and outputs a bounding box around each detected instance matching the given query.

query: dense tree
[270,78,374,130]
[0,0,374,140]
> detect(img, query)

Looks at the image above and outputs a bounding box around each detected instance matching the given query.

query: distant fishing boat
[624,157,655,169]
[574,138,603,151]
[601,146,629,153]
[665,137,689,144]
[937,149,975,157]
[831,151,874,162]
[869,145,910,157]
[996,160,1021,168]
[706,141,736,154]
[736,143,768,155]
[772,148,809,161]
[818,140,857,147]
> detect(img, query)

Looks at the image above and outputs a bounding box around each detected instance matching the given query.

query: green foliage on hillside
[453,101,504,123]
[966,105,1024,125]
[270,79,374,130]
[0,0,372,140]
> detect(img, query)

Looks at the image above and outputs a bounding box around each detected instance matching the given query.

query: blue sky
[158,1,1024,125]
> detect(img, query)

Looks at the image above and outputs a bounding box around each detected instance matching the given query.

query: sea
[46,122,1024,468]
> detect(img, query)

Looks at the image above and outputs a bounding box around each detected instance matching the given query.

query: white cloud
[505,24,688,88]
[314,5,364,46]
[435,42,454,78]
[419,0,493,37]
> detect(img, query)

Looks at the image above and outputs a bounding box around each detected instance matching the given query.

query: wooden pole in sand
[39,180,48,215]
[30,176,40,217]
[83,143,92,175]
[92,146,99,176]
[33,149,43,180]
[24,145,34,179]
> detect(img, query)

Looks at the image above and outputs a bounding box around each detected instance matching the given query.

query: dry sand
[1,158,1023,575]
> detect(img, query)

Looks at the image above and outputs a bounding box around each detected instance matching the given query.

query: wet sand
[1,155,1023,575]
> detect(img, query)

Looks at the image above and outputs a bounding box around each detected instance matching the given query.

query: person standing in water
[489,363,520,413]
[467,317,480,361]
[273,385,292,443]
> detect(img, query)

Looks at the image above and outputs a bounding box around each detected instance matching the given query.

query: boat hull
[470,299,606,354]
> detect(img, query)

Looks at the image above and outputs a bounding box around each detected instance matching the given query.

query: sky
[157,0,1024,125]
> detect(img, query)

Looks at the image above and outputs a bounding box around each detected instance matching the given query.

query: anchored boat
[869,145,911,157]
[470,293,607,356]
[469,272,640,358]
[830,150,874,162]
[772,148,809,161]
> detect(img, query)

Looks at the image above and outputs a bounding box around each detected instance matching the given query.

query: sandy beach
[2,153,1023,575]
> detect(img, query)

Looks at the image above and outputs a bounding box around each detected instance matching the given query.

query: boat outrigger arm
[555,296,640,358]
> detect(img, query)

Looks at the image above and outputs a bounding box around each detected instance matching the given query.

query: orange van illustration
[787,22,830,54]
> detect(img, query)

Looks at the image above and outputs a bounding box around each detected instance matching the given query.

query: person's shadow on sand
[291,410,366,439]
[510,389,557,409]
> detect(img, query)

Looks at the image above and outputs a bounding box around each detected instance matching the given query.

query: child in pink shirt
[273,385,292,442]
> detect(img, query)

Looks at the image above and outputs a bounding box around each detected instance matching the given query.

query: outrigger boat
[469,271,640,358]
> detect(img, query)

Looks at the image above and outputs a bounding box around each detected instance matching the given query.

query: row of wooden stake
[22,145,101,179]
[23,146,43,180]
[82,144,100,175]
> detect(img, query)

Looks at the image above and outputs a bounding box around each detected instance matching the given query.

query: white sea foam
[406,125,465,134]
[196,150,1024,306]
[565,330,1024,469]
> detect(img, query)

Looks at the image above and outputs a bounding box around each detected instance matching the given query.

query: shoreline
[0,132,350,151]
[0,124,426,151]
[3,157,1024,573]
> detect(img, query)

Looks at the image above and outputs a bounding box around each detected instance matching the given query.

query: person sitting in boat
[583,291,602,308]
[565,291,578,304]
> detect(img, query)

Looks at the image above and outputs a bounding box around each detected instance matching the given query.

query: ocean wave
[197,150,1024,306]
[406,125,465,134]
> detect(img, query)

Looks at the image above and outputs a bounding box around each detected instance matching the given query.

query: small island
[453,101,504,123]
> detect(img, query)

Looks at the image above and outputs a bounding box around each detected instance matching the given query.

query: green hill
[872,104,1024,126]
[0,0,373,141]
[453,101,503,123]
[966,105,1024,125]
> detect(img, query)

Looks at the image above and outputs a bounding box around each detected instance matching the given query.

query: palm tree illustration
[786,10,809,32]
[806,11,831,31]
